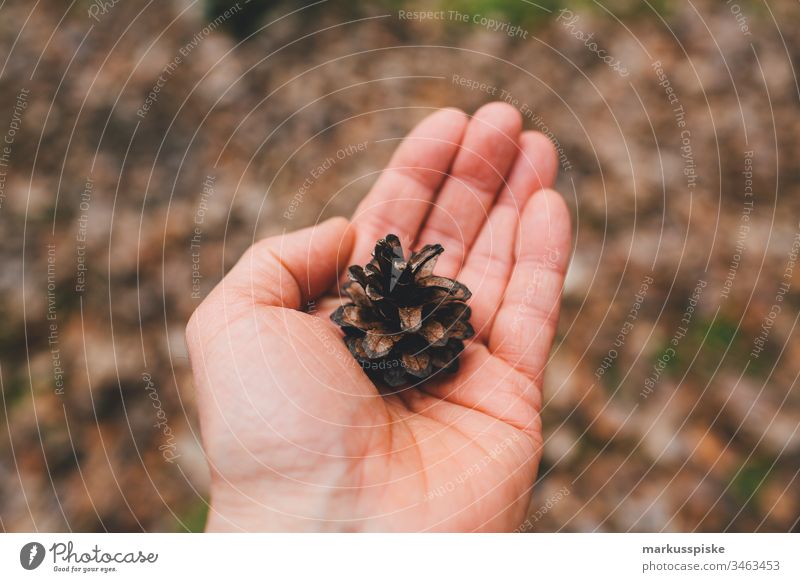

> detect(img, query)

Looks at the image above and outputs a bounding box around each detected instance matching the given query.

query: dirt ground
[0,0,798,531]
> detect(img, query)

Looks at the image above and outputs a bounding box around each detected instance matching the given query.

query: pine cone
[331,234,474,387]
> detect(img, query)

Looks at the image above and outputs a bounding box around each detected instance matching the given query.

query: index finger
[349,107,468,265]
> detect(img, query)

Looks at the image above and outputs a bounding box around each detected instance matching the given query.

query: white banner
[1,534,796,581]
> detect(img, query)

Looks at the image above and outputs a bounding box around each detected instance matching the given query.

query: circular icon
[20,542,46,570]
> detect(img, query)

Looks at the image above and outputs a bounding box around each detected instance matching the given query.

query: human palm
[186,103,571,531]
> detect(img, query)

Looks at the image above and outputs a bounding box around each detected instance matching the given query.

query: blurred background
[1,0,799,532]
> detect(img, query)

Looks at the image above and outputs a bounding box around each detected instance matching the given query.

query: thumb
[217,217,355,310]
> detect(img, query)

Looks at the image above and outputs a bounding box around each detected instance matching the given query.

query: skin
[186,102,572,531]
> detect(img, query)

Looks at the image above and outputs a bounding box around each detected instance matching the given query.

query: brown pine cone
[331,234,474,387]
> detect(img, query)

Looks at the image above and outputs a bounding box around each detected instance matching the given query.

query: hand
[186,103,571,531]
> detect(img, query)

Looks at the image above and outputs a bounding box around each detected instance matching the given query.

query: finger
[186,218,380,471]
[349,107,468,265]
[186,216,361,399]
[205,217,355,314]
[414,102,523,278]
[459,132,558,341]
[489,189,571,380]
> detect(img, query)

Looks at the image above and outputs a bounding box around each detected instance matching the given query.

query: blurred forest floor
[0,0,798,531]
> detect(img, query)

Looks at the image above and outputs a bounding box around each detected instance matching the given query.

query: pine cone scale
[398,306,423,332]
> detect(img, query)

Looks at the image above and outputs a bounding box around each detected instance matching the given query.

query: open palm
[186,103,571,531]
